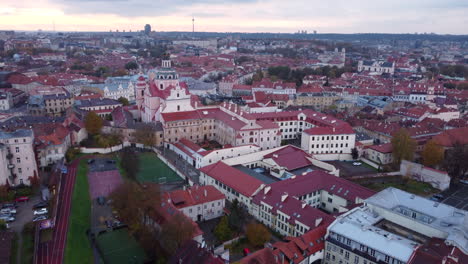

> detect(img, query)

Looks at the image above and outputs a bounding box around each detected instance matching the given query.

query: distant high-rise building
[144,24,151,35]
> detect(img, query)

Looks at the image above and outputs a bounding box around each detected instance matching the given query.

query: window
[18,168,22,173]
[15,147,19,153]
[345,251,350,259]
[16,157,21,163]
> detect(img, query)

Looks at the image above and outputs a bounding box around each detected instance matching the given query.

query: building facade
[0,130,38,186]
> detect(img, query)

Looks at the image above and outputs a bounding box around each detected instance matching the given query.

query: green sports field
[96,228,148,264]
[137,152,182,183]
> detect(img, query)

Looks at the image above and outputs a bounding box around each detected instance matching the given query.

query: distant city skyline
[1,0,468,34]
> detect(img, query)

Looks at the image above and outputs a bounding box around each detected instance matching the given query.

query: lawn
[362,179,438,196]
[20,222,35,264]
[96,228,148,264]
[64,159,93,264]
[137,152,182,183]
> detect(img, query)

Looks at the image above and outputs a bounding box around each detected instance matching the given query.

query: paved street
[159,147,200,184]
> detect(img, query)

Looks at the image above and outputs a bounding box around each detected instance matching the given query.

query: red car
[15,196,29,202]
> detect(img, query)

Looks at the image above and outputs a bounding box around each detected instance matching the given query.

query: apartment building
[0,129,38,186]
[301,125,356,160]
[163,185,225,222]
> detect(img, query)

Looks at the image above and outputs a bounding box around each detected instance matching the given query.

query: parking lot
[4,195,42,232]
[328,160,377,178]
[441,184,468,211]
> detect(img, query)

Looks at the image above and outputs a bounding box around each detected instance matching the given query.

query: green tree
[0,220,7,230]
[214,216,232,242]
[117,97,130,106]
[121,149,140,180]
[246,222,271,247]
[391,128,416,166]
[125,61,138,70]
[84,111,103,135]
[421,140,444,168]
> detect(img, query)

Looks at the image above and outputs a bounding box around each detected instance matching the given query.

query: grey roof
[233,165,279,184]
[75,98,121,107]
[0,129,33,139]
[328,206,418,262]
[366,187,468,255]
[0,115,65,130]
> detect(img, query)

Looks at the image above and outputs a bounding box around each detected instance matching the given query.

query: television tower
[192,17,195,33]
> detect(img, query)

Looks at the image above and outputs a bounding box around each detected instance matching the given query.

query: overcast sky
[1,0,467,34]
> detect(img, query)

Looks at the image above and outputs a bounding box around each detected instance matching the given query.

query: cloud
[1,0,467,34]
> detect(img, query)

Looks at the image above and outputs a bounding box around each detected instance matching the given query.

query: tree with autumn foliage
[421,140,444,168]
[109,181,160,232]
[246,222,271,247]
[84,111,103,135]
[391,128,416,167]
[159,213,196,255]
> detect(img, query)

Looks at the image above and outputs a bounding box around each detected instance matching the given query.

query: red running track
[36,160,78,264]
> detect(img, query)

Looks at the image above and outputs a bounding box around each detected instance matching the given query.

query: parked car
[15,196,29,203]
[0,208,16,214]
[33,208,48,215]
[433,194,444,200]
[0,215,15,222]
[33,215,47,222]
[352,162,362,166]
[1,203,17,209]
[33,201,49,209]
[87,159,95,164]
[460,179,468,185]
[106,160,116,164]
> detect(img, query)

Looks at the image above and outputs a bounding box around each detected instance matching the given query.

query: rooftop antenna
[192,16,195,33]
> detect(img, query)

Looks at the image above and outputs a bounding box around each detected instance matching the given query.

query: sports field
[137,152,182,183]
[96,228,148,264]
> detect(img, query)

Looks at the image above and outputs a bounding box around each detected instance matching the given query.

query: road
[36,160,78,264]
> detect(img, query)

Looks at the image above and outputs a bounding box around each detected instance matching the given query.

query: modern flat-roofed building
[324,187,468,264]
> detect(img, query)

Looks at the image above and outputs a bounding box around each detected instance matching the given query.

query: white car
[0,208,16,214]
[352,162,362,166]
[33,208,48,215]
[0,215,15,222]
[33,215,47,222]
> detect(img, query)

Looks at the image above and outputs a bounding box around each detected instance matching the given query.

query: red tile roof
[264,145,312,171]
[368,143,393,153]
[164,185,225,209]
[266,171,375,204]
[432,127,468,147]
[199,161,263,197]
[303,124,354,135]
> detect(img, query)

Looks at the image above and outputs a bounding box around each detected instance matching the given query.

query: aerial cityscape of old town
[0,1,467,264]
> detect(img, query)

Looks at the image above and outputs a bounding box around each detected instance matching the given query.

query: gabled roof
[266,170,375,204]
[200,161,263,197]
[164,185,225,209]
[264,145,312,171]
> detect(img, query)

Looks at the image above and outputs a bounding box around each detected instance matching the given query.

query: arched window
[160,84,163,89]
[177,105,180,111]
